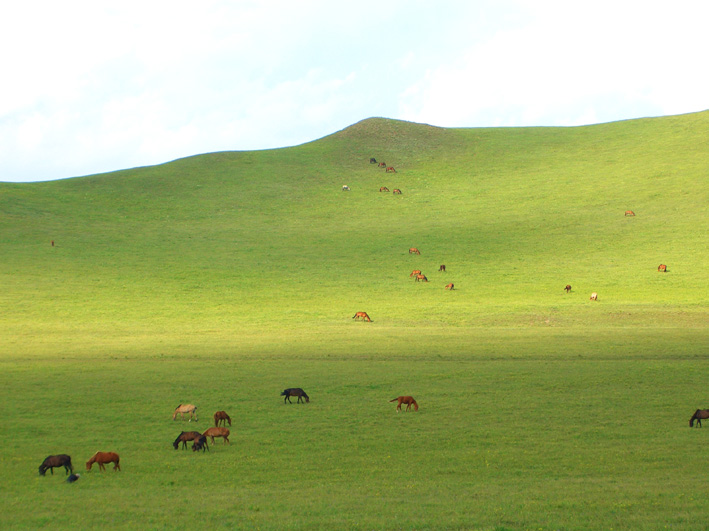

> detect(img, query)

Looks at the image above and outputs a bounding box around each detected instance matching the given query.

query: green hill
[2,112,708,529]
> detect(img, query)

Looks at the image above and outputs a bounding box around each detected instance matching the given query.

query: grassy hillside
[1,112,708,529]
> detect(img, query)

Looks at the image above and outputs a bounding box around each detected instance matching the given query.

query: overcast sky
[2,0,708,182]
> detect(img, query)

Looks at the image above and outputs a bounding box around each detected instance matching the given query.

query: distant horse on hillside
[173,404,197,421]
[378,162,386,168]
[214,411,231,427]
[39,454,73,476]
[690,409,709,427]
[410,269,422,277]
[86,452,120,472]
[192,435,209,452]
[370,158,377,164]
[353,312,372,322]
[392,188,402,194]
[409,248,420,255]
[415,274,428,282]
[386,166,396,173]
[565,284,572,293]
[625,210,635,216]
[390,396,419,412]
[438,265,446,272]
[379,186,389,192]
[590,292,598,301]
[281,388,310,404]
[658,264,667,272]
[445,283,454,290]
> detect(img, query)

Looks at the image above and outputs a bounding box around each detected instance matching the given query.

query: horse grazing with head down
[386,166,396,173]
[445,283,454,290]
[370,157,377,164]
[214,411,231,427]
[173,431,203,450]
[378,162,386,168]
[565,284,572,293]
[390,396,419,412]
[379,186,390,192]
[353,312,372,322]
[690,409,709,427]
[192,435,209,452]
[658,264,667,272]
[392,188,402,194]
[39,454,73,476]
[281,388,310,404]
[590,292,598,301]
[415,274,428,282]
[86,452,120,472]
[625,210,635,216]
[173,404,197,421]
[203,427,230,444]
[410,269,422,278]
[409,248,420,255]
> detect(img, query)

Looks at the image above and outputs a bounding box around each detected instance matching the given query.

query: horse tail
[389,398,398,402]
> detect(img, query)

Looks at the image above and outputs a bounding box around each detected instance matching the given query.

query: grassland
[1,111,708,529]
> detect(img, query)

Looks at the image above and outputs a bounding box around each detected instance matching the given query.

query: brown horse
[353,312,372,322]
[173,404,197,421]
[39,454,73,476]
[86,452,120,472]
[173,431,203,450]
[410,269,422,277]
[370,158,377,164]
[415,274,428,282]
[565,284,572,293]
[281,388,310,404]
[658,264,667,272]
[690,409,709,427]
[192,435,210,452]
[390,396,419,412]
[386,166,396,173]
[203,427,230,444]
[409,248,420,255]
[445,283,454,290]
[590,292,598,301]
[378,162,386,168]
[214,411,231,427]
[625,210,635,216]
[438,264,446,272]
[392,188,402,194]
[379,186,390,192]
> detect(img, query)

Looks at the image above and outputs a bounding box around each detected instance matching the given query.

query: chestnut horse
[415,274,428,282]
[353,312,372,322]
[690,409,709,427]
[378,162,386,168]
[392,189,402,194]
[445,283,454,290]
[173,404,197,421]
[203,427,230,444]
[386,166,396,173]
[379,186,390,192]
[658,264,667,272]
[173,431,203,450]
[565,284,572,293]
[281,388,310,404]
[214,410,231,427]
[625,210,635,216]
[390,396,419,412]
[86,452,120,472]
[410,269,422,277]
[409,248,420,255]
[39,454,73,476]
[438,265,446,272]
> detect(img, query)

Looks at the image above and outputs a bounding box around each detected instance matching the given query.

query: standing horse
[173,404,197,421]
[214,411,231,427]
[438,265,446,272]
[281,388,310,404]
[658,264,667,272]
[353,312,372,322]
[39,454,73,476]
[445,283,454,290]
[565,284,572,293]
[409,248,420,255]
[203,427,230,444]
[86,452,121,471]
[173,431,203,449]
[390,396,419,412]
[690,409,709,427]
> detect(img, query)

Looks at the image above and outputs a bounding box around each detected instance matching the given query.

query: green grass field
[1,112,708,529]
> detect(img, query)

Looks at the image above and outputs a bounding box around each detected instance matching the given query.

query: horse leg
[114,461,120,471]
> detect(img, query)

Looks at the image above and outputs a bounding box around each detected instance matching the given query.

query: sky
[2,0,708,182]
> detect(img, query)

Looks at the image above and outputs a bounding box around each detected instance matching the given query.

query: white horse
[173,404,198,421]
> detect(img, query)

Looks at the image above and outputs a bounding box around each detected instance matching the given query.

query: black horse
[281,388,310,404]
[192,435,210,452]
[173,431,203,449]
[690,409,709,427]
[369,157,377,164]
[39,454,73,476]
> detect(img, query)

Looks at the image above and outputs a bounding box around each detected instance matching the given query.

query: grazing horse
[438,264,446,272]
[353,311,372,322]
[658,264,667,272]
[281,388,310,404]
[370,157,377,164]
[173,431,203,450]
[590,292,598,301]
[214,411,231,427]
[625,210,635,216]
[445,283,454,290]
[192,435,209,452]
[690,409,709,427]
[379,186,390,192]
[39,454,73,476]
[378,162,386,168]
[410,269,422,277]
[173,404,197,421]
[392,189,402,194]
[415,274,428,282]
[386,166,396,173]
[203,427,230,444]
[565,284,572,293]
[409,247,420,255]
[390,396,419,412]
[342,185,350,191]
[86,452,120,472]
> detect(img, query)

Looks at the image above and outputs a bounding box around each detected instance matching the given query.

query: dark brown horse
[390,396,419,412]
[173,431,203,450]
[438,264,446,272]
[379,186,390,192]
[658,264,667,272]
[281,388,310,404]
[565,284,572,293]
[392,188,402,194]
[214,410,231,427]
[86,452,121,471]
[192,435,210,452]
[370,158,377,164]
[690,409,709,427]
[203,427,230,444]
[39,454,73,476]
[353,311,372,322]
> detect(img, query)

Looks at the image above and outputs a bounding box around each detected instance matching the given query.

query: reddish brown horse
[415,274,428,282]
[203,427,230,444]
[378,162,386,168]
[86,452,121,472]
[379,186,390,192]
[690,409,709,427]
[39,454,73,476]
[445,283,454,290]
[390,396,419,412]
[173,431,203,450]
[565,284,572,293]
[353,312,372,322]
[409,248,420,255]
[410,269,422,277]
[438,264,446,272]
[625,210,635,216]
[392,188,402,194]
[658,264,667,272]
[386,166,396,173]
[214,410,231,427]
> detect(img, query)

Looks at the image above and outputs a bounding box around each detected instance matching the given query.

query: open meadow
[1,112,708,529]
